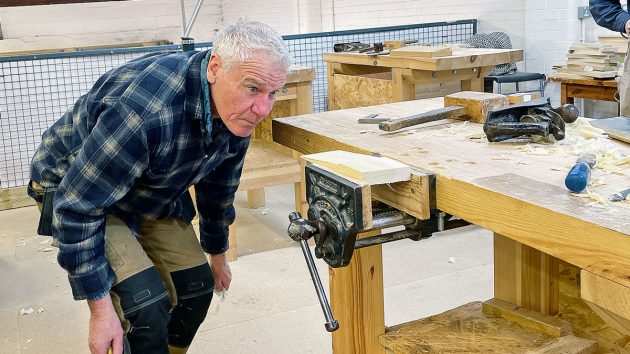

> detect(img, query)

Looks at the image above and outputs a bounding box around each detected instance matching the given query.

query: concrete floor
[0,184,494,354]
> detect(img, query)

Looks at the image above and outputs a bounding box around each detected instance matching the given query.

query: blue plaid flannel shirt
[30,50,250,301]
[590,0,630,33]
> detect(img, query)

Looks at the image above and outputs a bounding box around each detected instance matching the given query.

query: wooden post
[392,68,415,102]
[494,233,559,315]
[330,230,386,354]
[327,63,337,110]
[225,224,238,262]
[246,189,265,209]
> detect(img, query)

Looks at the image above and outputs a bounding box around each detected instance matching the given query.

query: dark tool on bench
[379,91,510,132]
[611,187,630,202]
[333,42,371,53]
[565,154,596,193]
[484,98,579,142]
[287,164,469,331]
[358,113,390,124]
[358,42,384,54]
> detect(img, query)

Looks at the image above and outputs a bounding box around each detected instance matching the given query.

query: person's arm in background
[52,100,149,354]
[590,0,630,34]
[194,137,250,291]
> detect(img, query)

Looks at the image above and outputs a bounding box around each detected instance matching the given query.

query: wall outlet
[578,6,591,19]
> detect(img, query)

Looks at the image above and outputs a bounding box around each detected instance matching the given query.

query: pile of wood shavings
[571,188,609,207]
[435,121,469,136]
[567,117,607,139]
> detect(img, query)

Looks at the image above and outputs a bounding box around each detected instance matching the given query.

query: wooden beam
[0,187,36,211]
[581,270,630,326]
[494,234,560,315]
[482,298,571,337]
[330,230,385,354]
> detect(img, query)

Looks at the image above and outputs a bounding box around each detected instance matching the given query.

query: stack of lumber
[553,42,623,79]
[598,35,628,54]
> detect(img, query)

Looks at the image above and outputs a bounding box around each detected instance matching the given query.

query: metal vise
[484,98,579,142]
[287,164,468,332]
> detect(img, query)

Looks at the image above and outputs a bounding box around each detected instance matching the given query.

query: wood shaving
[569,118,607,139]
[589,178,606,187]
[572,189,608,206]
[466,132,486,140]
[359,130,368,134]
[491,155,511,160]
[550,168,562,171]
[517,161,530,165]
[446,159,458,163]
[464,161,477,165]
[20,308,34,315]
[517,144,552,155]
[436,121,469,136]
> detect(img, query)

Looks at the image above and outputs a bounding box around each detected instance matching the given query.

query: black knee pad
[168,263,214,348]
[112,267,171,354]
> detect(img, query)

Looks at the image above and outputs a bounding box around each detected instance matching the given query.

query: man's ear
[207,53,221,84]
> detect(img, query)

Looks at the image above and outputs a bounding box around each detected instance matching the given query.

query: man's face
[206,52,287,137]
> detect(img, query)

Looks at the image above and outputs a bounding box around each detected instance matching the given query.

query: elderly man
[28,20,290,354]
[590,0,630,115]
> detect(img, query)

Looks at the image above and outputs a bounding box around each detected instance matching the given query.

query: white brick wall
[0,0,221,52]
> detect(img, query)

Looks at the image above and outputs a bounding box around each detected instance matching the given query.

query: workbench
[272,98,630,353]
[324,48,523,110]
[549,73,619,105]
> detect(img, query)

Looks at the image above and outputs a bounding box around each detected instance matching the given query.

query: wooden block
[301,150,412,185]
[389,46,452,58]
[370,170,432,220]
[507,92,541,104]
[482,298,572,337]
[444,91,510,123]
[384,40,406,50]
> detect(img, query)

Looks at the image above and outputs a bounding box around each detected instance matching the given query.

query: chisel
[564,154,596,193]
[610,188,630,202]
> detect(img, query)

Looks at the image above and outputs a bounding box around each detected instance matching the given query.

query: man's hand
[625,19,630,35]
[209,253,232,291]
[87,294,123,354]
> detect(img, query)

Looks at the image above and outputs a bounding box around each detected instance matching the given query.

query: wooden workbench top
[272,98,630,288]
[323,48,524,71]
[549,73,618,87]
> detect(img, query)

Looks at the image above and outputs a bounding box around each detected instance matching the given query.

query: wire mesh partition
[0,19,476,191]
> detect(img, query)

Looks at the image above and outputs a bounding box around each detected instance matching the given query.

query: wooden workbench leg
[461,77,483,92]
[494,233,559,315]
[246,189,265,208]
[330,230,386,354]
[327,63,338,111]
[392,68,415,102]
[561,84,574,105]
[225,224,238,262]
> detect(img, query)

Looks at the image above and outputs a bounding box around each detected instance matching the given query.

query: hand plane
[483,98,579,142]
[287,163,469,331]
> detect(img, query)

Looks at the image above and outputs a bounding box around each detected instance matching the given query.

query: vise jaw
[289,163,467,268]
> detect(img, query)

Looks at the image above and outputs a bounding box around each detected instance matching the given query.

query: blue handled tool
[565,154,596,193]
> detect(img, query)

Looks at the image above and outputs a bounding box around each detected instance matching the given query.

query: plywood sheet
[333,74,393,109]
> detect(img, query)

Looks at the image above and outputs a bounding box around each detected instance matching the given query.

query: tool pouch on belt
[27,181,55,236]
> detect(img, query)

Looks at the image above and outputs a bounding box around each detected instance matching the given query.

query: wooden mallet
[379,91,509,132]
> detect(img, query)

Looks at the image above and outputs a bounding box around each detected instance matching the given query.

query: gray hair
[212,19,291,73]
